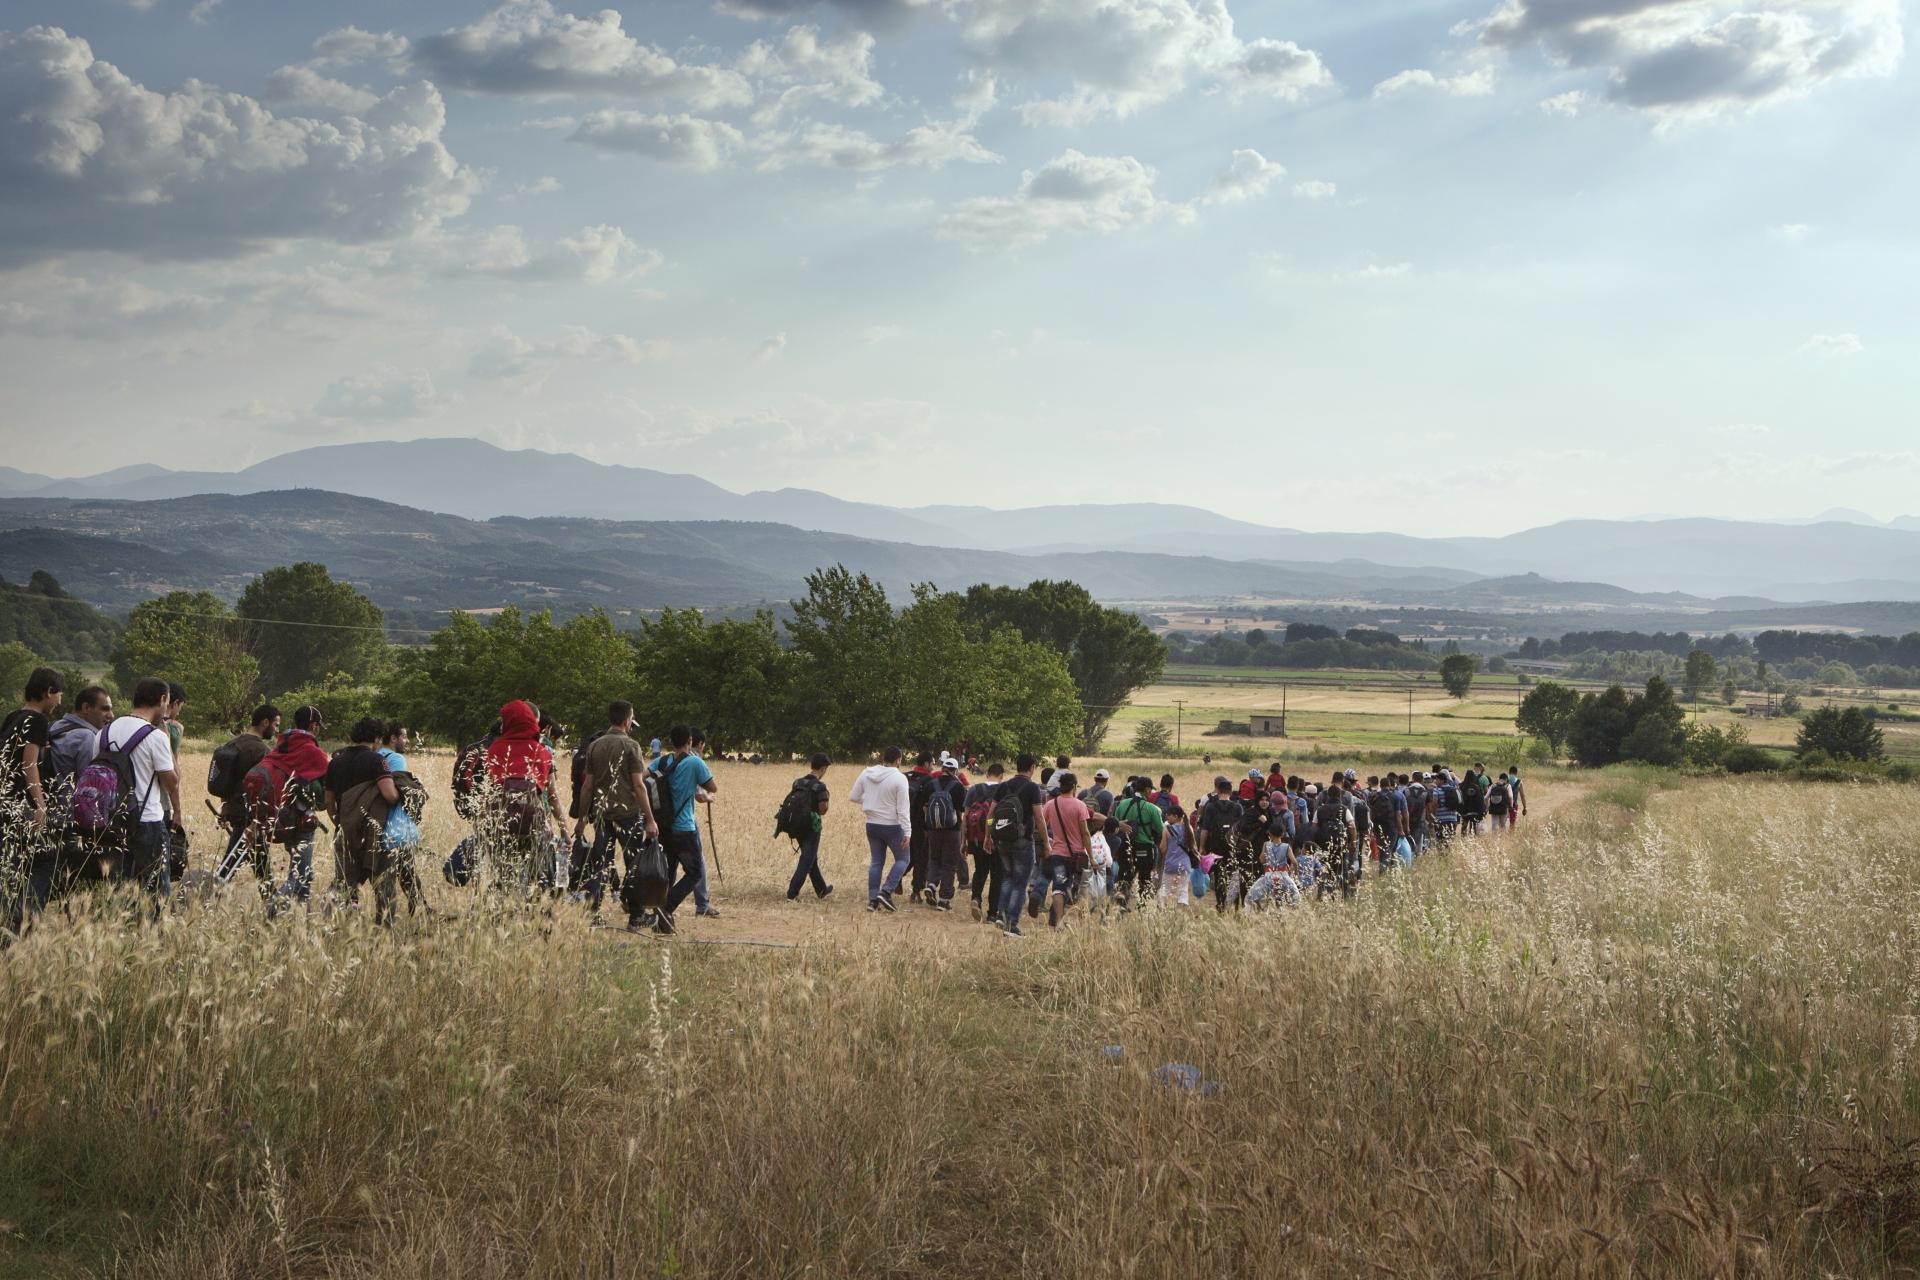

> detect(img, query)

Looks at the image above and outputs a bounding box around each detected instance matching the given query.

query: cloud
[1539,89,1588,116]
[756,119,1000,171]
[570,111,746,169]
[960,0,1331,125]
[470,324,670,383]
[0,264,222,340]
[1201,148,1284,204]
[713,0,937,29]
[1292,179,1337,199]
[315,366,448,420]
[1477,0,1905,120]
[736,25,884,122]
[752,332,788,361]
[410,0,753,108]
[512,176,562,197]
[1712,422,1772,437]
[0,27,477,266]
[263,65,382,113]
[859,324,903,343]
[937,149,1188,248]
[312,26,412,69]
[432,223,663,283]
[1349,261,1412,280]
[1373,66,1495,98]
[1799,332,1863,358]
[1768,222,1813,241]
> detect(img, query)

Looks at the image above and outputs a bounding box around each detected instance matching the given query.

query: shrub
[1722,745,1780,774]
[1130,719,1172,755]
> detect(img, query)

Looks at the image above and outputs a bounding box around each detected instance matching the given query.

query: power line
[131,606,443,637]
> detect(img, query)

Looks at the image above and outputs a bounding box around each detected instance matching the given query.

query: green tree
[1722,679,1739,705]
[784,566,902,756]
[1682,649,1718,702]
[278,671,380,736]
[1796,705,1885,762]
[1515,680,1580,756]
[635,607,789,754]
[1438,653,1477,699]
[1132,718,1173,754]
[956,580,1164,752]
[1567,685,1632,767]
[958,623,1081,760]
[111,591,260,733]
[0,641,40,704]
[238,562,385,695]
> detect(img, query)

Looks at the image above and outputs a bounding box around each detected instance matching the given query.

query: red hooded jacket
[486,700,554,786]
[268,729,330,782]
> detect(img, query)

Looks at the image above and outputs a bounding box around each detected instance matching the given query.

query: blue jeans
[663,829,705,915]
[690,825,712,911]
[996,839,1035,929]
[787,829,826,898]
[865,823,908,900]
[281,831,316,901]
[126,821,172,902]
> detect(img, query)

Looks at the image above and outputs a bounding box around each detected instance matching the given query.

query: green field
[1101,665,1920,764]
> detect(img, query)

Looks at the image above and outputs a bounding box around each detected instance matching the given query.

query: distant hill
[0,572,122,661]
[18,438,1920,600]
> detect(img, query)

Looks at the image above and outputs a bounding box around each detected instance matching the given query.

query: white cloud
[1712,422,1773,437]
[955,69,999,122]
[1292,179,1337,200]
[737,25,885,122]
[315,366,448,420]
[1539,89,1588,116]
[1201,148,1284,204]
[756,119,1000,171]
[1478,0,1905,120]
[263,65,382,113]
[0,27,477,266]
[571,112,746,170]
[311,26,412,69]
[1768,222,1814,241]
[1349,261,1412,280]
[513,176,562,197]
[1373,67,1495,98]
[960,0,1331,125]
[0,264,222,340]
[713,0,937,28]
[752,332,788,361]
[937,149,1189,249]
[189,0,223,24]
[470,324,670,383]
[433,224,663,283]
[1799,332,1863,358]
[410,0,753,109]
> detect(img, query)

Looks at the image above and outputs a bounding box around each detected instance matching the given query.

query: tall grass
[3,775,1918,1277]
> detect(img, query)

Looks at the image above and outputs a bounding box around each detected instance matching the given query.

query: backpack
[1115,796,1156,851]
[41,718,87,793]
[1351,794,1372,837]
[907,771,935,824]
[1439,782,1462,813]
[1488,781,1512,816]
[925,779,960,831]
[568,729,606,821]
[1405,783,1428,821]
[964,796,993,851]
[652,755,679,828]
[71,724,158,839]
[500,776,544,839]
[243,755,322,846]
[774,778,818,839]
[1201,797,1241,856]
[1315,793,1347,845]
[451,736,492,819]
[207,736,250,801]
[1461,774,1485,812]
[990,784,1029,855]
[1368,789,1396,835]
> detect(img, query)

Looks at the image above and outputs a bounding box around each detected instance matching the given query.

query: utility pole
[1408,688,1413,736]
[1173,699,1186,751]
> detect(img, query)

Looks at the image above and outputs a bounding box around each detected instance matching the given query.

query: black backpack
[1368,789,1396,835]
[925,779,960,831]
[1461,774,1485,811]
[1315,793,1347,843]
[1488,781,1511,816]
[207,736,249,801]
[907,771,935,824]
[1201,796,1241,855]
[774,777,817,838]
[1351,794,1372,837]
[1405,783,1427,820]
[451,735,493,819]
[990,783,1029,855]
[569,728,607,821]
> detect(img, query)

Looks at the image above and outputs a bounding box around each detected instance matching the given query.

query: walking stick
[705,798,724,882]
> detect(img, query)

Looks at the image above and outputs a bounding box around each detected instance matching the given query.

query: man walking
[581,701,661,921]
[212,704,280,904]
[2,667,65,931]
[1111,778,1166,910]
[101,677,182,905]
[650,725,716,934]
[782,754,833,902]
[992,753,1047,939]
[966,762,1004,923]
[850,746,910,912]
[923,754,969,911]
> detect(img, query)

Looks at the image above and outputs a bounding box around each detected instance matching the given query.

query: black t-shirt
[324,745,390,799]
[994,775,1044,838]
[1,708,51,803]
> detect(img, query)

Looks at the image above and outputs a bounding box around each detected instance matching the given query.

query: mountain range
[4,438,1920,603]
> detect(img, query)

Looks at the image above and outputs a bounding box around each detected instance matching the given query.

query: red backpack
[963,796,993,851]
[244,756,320,844]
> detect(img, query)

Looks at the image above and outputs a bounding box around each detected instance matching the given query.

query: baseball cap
[1304,783,1319,796]
[1094,767,1110,780]
[1344,768,1358,781]
[940,753,959,770]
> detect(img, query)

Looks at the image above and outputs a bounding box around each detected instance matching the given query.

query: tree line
[1166,622,1437,671]
[21,561,1163,757]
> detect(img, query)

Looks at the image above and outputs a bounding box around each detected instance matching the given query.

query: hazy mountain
[17,439,1920,600]
[0,467,55,495]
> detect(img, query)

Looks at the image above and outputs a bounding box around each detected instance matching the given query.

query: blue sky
[0,0,1913,536]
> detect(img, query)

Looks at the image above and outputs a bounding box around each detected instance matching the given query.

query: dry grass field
[4,751,1919,1278]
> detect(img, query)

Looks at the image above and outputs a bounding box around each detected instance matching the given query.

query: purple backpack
[71,723,157,838]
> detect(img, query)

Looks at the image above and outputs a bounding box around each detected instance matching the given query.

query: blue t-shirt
[650,752,714,832]
[377,748,409,773]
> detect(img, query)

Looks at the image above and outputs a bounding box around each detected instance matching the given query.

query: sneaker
[934,900,953,913]
[1001,924,1024,939]
[696,905,721,919]
[652,912,676,936]
[1026,895,1041,920]
[969,898,983,921]
[876,890,897,913]
[818,884,834,901]
[786,893,801,903]
[868,898,881,912]
[985,910,1004,927]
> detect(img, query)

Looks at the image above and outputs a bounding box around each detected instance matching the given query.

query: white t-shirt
[104,714,175,823]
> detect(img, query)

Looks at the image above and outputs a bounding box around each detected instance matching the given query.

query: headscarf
[486,700,553,786]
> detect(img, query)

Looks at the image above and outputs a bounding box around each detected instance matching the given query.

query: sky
[0,0,1915,538]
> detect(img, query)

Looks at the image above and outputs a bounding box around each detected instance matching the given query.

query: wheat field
[3,751,1918,1278]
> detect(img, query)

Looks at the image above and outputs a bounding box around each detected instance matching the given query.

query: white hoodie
[849,764,911,834]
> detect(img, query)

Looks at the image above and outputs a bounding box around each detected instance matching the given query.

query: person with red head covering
[482,700,561,890]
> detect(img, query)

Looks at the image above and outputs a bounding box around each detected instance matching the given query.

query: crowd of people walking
[0,663,1527,940]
